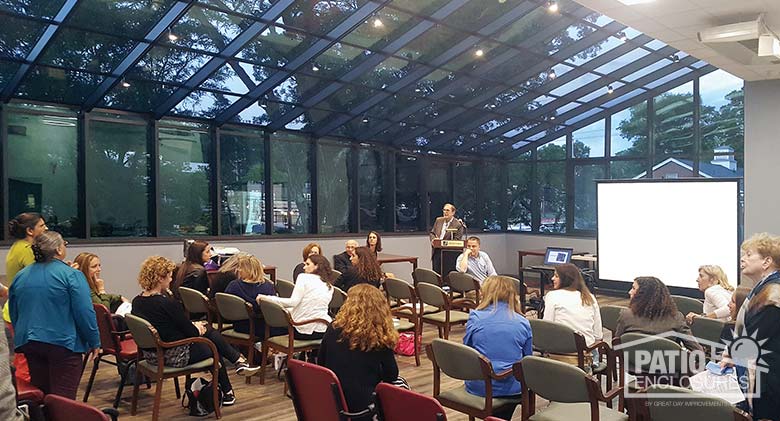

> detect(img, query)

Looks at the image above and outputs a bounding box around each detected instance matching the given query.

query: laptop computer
[529,247,574,271]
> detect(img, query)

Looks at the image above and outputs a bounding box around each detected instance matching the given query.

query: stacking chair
[286,359,373,421]
[513,356,626,421]
[614,333,694,389]
[83,303,139,408]
[632,384,750,421]
[384,277,423,366]
[426,339,521,421]
[671,295,704,317]
[600,305,627,334]
[690,316,728,354]
[416,282,470,340]
[329,286,347,316]
[447,271,481,307]
[375,382,447,421]
[214,292,259,384]
[44,394,119,421]
[331,269,343,284]
[257,300,329,385]
[413,267,443,287]
[275,278,296,299]
[179,286,229,331]
[125,314,221,421]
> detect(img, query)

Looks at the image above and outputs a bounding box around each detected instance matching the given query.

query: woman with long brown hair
[366,231,382,255]
[74,252,129,313]
[543,263,602,347]
[337,246,385,291]
[615,276,702,351]
[172,240,212,299]
[292,242,322,282]
[463,275,532,420]
[318,284,399,413]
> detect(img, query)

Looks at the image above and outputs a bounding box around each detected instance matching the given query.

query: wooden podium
[432,239,465,278]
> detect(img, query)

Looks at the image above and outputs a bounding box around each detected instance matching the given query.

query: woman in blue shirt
[463,275,533,420]
[223,253,281,338]
[8,231,100,399]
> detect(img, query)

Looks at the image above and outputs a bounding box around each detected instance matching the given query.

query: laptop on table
[530,247,574,271]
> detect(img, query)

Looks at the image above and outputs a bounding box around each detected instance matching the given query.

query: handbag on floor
[182,377,223,417]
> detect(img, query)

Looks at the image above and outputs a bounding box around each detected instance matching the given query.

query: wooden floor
[77,292,629,420]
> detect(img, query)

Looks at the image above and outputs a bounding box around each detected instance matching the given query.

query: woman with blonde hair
[74,252,129,313]
[686,265,734,323]
[463,275,532,420]
[223,253,281,338]
[318,284,399,413]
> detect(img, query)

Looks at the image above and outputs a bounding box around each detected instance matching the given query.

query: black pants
[19,341,83,399]
[188,330,240,393]
[491,399,520,420]
[293,330,325,341]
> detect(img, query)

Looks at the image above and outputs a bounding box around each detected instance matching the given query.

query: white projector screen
[597,180,739,290]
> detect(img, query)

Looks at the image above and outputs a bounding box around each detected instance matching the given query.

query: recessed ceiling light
[311,63,319,72]
[362,115,369,123]
[547,1,559,13]
[607,85,614,94]
[373,18,383,28]
[166,28,178,41]
[550,116,556,120]
[120,79,131,88]
[474,48,484,57]
[617,0,655,5]
[439,130,445,134]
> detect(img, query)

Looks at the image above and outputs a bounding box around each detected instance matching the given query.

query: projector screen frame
[595,177,743,298]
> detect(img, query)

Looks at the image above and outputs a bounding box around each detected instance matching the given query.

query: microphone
[457,218,467,228]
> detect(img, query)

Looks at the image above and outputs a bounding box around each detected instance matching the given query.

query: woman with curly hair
[615,276,702,351]
[336,246,385,291]
[317,284,399,414]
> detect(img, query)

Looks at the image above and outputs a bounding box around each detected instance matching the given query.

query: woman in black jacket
[337,247,385,292]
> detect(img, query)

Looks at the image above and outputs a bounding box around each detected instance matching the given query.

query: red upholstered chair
[83,303,139,408]
[44,394,118,421]
[484,417,507,421]
[375,382,447,421]
[15,377,44,404]
[286,359,374,421]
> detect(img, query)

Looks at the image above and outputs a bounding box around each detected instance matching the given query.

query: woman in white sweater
[686,265,734,323]
[543,263,603,347]
[258,254,334,340]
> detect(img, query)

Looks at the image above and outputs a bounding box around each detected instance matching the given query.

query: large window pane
[610,160,647,179]
[611,104,647,157]
[220,131,265,236]
[159,125,212,236]
[88,119,150,237]
[537,136,566,160]
[359,149,385,232]
[700,69,744,178]
[572,120,605,158]
[318,142,351,233]
[427,160,451,227]
[481,162,503,231]
[395,154,420,231]
[573,164,605,231]
[7,110,80,237]
[453,161,476,228]
[537,161,565,233]
[271,132,311,234]
[507,162,532,231]
[654,82,694,156]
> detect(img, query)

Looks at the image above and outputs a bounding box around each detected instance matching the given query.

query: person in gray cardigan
[0,322,24,420]
[616,276,703,352]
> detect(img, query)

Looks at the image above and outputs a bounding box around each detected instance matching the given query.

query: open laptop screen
[544,247,573,265]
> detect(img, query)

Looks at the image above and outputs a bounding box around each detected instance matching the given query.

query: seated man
[333,239,358,273]
[456,236,497,283]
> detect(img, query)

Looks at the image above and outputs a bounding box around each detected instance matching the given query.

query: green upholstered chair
[413,267,443,287]
[328,286,347,317]
[671,295,704,317]
[416,282,470,340]
[384,277,424,366]
[214,292,259,384]
[427,339,521,421]
[179,286,230,331]
[600,305,626,334]
[275,278,295,298]
[614,333,694,389]
[125,314,221,421]
[513,356,626,421]
[637,384,750,421]
[690,316,728,354]
[447,271,481,307]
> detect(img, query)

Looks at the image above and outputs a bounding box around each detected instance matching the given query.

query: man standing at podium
[429,203,465,275]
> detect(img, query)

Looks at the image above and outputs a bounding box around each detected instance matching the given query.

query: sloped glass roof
[0,0,715,157]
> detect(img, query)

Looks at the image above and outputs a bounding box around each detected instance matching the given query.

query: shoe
[222,390,236,406]
[235,362,261,377]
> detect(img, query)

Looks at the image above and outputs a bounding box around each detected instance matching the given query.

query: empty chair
[44,394,119,421]
[448,271,481,306]
[417,283,470,339]
[375,382,447,421]
[600,305,627,334]
[384,277,424,366]
[275,278,295,299]
[286,358,372,421]
[637,384,750,421]
[671,295,703,317]
[413,267,443,287]
[513,356,626,421]
[690,316,727,354]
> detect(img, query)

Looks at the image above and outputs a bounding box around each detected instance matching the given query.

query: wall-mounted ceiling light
[260,99,268,107]
[548,69,557,79]
[474,48,484,57]
[373,18,384,28]
[617,32,628,42]
[311,63,320,72]
[362,115,369,123]
[607,85,614,94]
[671,53,680,63]
[167,28,178,41]
[120,78,131,88]
[550,115,556,120]
[439,130,445,134]
[547,1,559,13]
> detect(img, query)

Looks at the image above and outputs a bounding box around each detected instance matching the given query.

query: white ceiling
[574,0,780,81]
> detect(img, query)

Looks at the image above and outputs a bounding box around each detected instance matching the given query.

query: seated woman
[366,231,382,256]
[131,256,260,406]
[544,263,603,354]
[208,253,243,298]
[74,252,129,314]
[223,254,283,339]
[292,242,322,282]
[463,275,533,420]
[616,276,703,352]
[337,247,384,292]
[172,240,212,299]
[685,265,734,323]
[318,284,399,415]
[259,254,333,341]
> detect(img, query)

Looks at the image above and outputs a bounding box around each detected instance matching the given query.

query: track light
[474,48,484,57]
[617,31,628,42]
[120,78,130,88]
[550,115,556,121]
[260,99,268,108]
[548,69,557,80]
[311,63,320,72]
[547,1,559,13]
[607,85,614,94]
[671,54,680,63]
[166,28,178,41]
[373,18,383,28]
[362,115,369,123]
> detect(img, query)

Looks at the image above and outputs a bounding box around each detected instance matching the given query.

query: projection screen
[597,179,740,290]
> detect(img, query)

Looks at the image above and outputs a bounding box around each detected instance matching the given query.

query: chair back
[644,384,742,421]
[429,338,485,381]
[44,394,109,421]
[286,359,349,421]
[690,317,727,347]
[93,303,120,355]
[375,382,447,421]
[179,286,211,314]
[215,292,252,321]
[515,356,590,403]
[413,268,442,287]
[448,272,479,294]
[331,269,343,282]
[259,299,292,329]
[528,318,578,354]
[385,277,414,301]
[416,282,448,308]
[618,333,687,375]
[276,278,295,298]
[329,286,347,311]
[671,295,703,316]
[125,314,158,350]
[600,305,626,332]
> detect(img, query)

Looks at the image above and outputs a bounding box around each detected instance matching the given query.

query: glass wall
[395,154,420,231]
[318,141,351,233]
[699,69,744,177]
[573,163,605,230]
[572,120,605,158]
[427,160,451,227]
[453,161,476,229]
[358,148,385,232]
[220,129,265,235]
[271,132,311,234]
[507,161,532,231]
[481,162,503,231]
[537,161,565,233]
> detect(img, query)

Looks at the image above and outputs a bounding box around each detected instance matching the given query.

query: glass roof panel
[593,48,650,75]
[201,62,252,95]
[129,45,216,84]
[622,58,671,82]
[166,4,252,54]
[441,40,502,73]
[313,42,371,80]
[16,66,104,104]
[100,79,178,113]
[445,0,524,32]
[340,8,419,51]
[274,0,370,36]
[644,39,667,50]
[388,0,451,15]
[236,25,315,67]
[540,21,598,56]
[565,107,601,125]
[395,24,466,65]
[494,6,553,45]
[319,84,379,112]
[578,81,624,103]
[644,67,692,90]
[0,0,67,18]
[355,56,411,89]
[0,15,46,60]
[602,87,645,108]
[548,72,599,97]
[0,60,21,91]
[39,28,137,74]
[234,101,270,125]
[589,13,614,27]
[236,61,275,85]
[272,73,327,104]
[198,0,277,17]
[171,90,240,118]
[68,0,178,39]
[564,34,622,67]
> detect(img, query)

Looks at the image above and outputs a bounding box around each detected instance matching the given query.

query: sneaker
[235,362,261,377]
[222,390,236,406]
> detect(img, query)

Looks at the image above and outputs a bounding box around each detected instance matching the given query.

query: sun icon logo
[723,327,771,369]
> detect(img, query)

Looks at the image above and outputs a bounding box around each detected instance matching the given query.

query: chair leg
[131,368,142,416]
[212,367,222,419]
[413,327,420,367]
[83,355,101,402]
[173,376,181,399]
[152,379,164,421]
[113,360,131,409]
[246,340,255,385]
[259,343,269,385]
[437,326,443,338]
[443,324,451,340]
